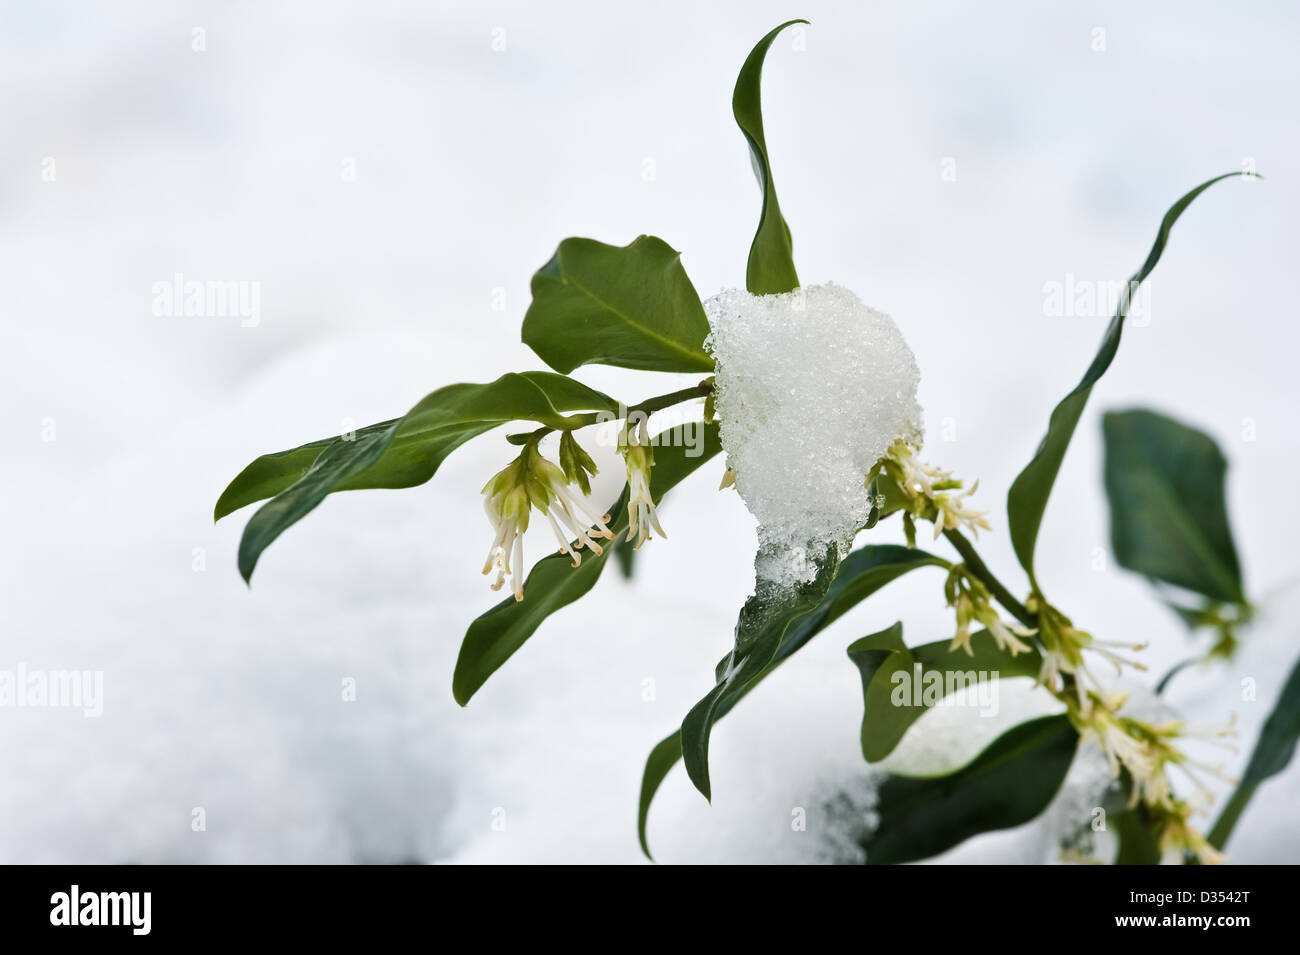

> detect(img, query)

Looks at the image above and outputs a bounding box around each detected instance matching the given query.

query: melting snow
[705,284,923,589]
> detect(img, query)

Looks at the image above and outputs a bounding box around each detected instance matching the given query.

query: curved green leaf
[1209,652,1300,850]
[638,544,948,856]
[858,715,1076,864]
[847,623,1042,763]
[1103,409,1244,604]
[215,420,399,521]
[224,372,619,582]
[1006,172,1254,586]
[453,423,722,706]
[681,548,841,801]
[521,235,713,374]
[734,20,806,295]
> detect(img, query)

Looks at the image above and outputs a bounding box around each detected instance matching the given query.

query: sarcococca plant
[216,20,1292,864]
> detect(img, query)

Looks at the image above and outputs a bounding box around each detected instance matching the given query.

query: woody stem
[506,381,712,446]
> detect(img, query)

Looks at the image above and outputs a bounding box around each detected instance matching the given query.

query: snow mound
[705,284,923,588]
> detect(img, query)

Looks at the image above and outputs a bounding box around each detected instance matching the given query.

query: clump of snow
[705,284,923,588]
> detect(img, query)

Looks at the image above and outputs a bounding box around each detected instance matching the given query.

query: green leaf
[613,533,637,579]
[857,715,1077,864]
[734,20,806,295]
[1006,172,1253,586]
[1208,652,1300,850]
[1113,803,1164,865]
[847,623,1042,763]
[1102,409,1244,604]
[452,423,722,706]
[639,545,947,855]
[223,372,619,582]
[214,420,400,521]
[521,235,714,374]
[681,548,841,801]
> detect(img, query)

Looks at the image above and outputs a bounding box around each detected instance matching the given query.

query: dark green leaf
[453,424,722,706]
[847,623,1042,763]
[681,548,842,801]
[224,372,619,581]
[613,534,637,579]
[858,715,1077,864]
[521,235,714,374]
[1103,409,1244,604]
[1114,804,1163,865]
[1209,653,1300,850]
[639,545,947,855]
[734,20,806,295]
[214,420,399,521]
[1006,173,1253,586]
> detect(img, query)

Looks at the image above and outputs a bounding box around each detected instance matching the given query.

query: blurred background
[1,0,1297,863]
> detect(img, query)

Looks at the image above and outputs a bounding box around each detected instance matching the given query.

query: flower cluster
[1068,692,1237,863]
[1034,601,1148,711]
[480,418,671,601]
[878,439,991,542]
[480,439,614,601]
[942,565,1035,657]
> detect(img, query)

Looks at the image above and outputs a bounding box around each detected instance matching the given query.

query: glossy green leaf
[638,545,948,855]
[453,424,722,706]
[1102,409,1244,604]
[734,20,805,295]
[857,715,1076,864]
[223,372,620,582]
[521,235,714,374]
[847,623,1042,763]
[681,549,841,801]
[1006,173,1253,586]
[215,420,399,521]
[1209,652,1300,850]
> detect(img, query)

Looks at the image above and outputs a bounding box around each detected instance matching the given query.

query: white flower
[481,443,614,601]
[1035,608,1148,712]
[481,475,529,601]
[944,567,1034,657]
[980,611,1036,657]
[885,440,991,539]
[620,421,665,550]
[1071,695,1238,817]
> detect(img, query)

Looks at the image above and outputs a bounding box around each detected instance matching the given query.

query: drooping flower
[879,439,991,540]
[620,418,665,550]
[1035,604,1147,712]
[943,565,1034,657]
[481,441,614,601]
[1069,693,1238,815]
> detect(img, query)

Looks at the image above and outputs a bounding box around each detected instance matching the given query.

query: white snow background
[1,1,1298,863]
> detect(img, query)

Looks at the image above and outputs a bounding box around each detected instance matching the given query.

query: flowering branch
[505,381,712,446]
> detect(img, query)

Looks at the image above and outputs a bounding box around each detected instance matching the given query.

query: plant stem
[507,381,712,445]
[942,529,1036,629]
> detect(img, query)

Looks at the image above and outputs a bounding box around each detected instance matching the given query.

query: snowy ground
[2,1,1298,863]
